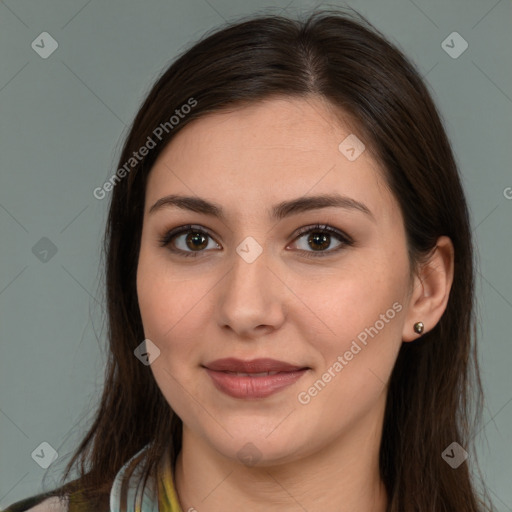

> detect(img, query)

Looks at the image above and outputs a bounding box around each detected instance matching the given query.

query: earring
[413,321,424,335]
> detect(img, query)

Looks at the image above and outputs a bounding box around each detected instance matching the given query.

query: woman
[3,7,494,512]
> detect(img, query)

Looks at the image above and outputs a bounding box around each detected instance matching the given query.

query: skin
[136,96,454,511]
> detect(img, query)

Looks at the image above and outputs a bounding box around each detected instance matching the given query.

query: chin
[197,421,313,467]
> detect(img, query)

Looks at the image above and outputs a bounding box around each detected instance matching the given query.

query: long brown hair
[45,7,493,511]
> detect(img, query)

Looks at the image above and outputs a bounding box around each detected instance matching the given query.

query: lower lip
[204,368,308,399]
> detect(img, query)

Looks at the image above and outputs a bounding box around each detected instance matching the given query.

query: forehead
[145,96,398,225]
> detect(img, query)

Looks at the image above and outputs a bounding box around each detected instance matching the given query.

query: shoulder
[2,494,69,512]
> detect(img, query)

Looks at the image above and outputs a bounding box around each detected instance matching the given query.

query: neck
[173,400,388,512]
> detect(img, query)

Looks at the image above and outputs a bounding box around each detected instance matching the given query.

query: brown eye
[305,232,331,251]
[159,225,220,257]
[159,223,353,259]
[183,231,209,251]
[290,224,354,259]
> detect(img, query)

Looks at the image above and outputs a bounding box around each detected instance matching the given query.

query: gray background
[0,0,511,510]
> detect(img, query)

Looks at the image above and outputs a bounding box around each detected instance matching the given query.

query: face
[136,96,412,466]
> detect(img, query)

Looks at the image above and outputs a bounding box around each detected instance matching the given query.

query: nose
[215,246,287,339]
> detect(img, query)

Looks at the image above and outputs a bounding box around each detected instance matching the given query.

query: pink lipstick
[203,358,309,399]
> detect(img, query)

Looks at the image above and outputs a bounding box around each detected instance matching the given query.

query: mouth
[202,358,310,399]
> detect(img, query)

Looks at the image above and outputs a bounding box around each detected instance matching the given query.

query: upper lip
[203,358,308,373]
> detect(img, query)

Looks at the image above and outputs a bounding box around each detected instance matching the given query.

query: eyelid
[158,223,353,258]
[291,223,353,244]
[158,224,217,248]
[287,224,353,259]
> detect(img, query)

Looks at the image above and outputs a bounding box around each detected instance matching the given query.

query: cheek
[294,272,404,434]
[136,261,169,341]
[298,256,407,388]
[137,255,207,419]
[136,247,213,360]
[137,241,179,330]
[137,274,193,345]
[305,257,405,334]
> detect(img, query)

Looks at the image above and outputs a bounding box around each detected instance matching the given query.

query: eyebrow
[148,193,375,222]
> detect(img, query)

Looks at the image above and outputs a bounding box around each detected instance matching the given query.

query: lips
[202,358,310,399]
[203,357,307,373]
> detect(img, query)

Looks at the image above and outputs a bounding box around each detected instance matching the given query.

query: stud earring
[413,321,424,335]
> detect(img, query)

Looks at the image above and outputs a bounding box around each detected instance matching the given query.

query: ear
[402,236,455,342]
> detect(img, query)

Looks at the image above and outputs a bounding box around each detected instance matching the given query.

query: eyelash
[158,223,354,260]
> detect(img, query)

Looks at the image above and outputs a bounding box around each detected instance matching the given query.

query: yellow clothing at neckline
[109,443,183,512]
[157,444,183,512]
